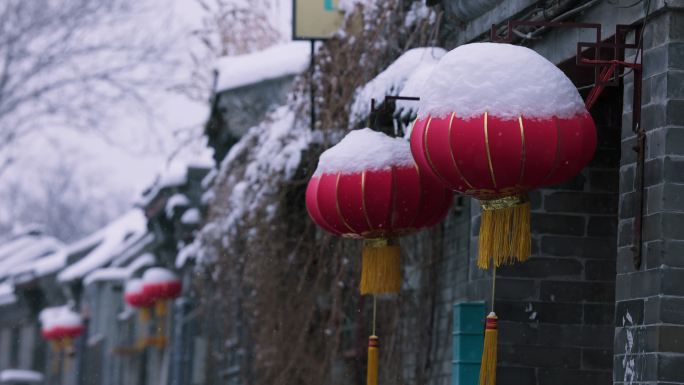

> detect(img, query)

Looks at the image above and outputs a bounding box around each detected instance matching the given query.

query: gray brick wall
[615,9,684,385]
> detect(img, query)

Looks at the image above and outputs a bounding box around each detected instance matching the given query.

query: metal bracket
[492,21,645,269]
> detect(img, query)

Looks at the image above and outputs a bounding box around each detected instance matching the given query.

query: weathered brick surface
[615,9,684,385]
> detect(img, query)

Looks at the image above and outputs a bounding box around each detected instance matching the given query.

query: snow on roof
[313,128,414,176]
[180,208,201,225]
[8,250,68,284]
[0,282,17,307]
[0,369,44,383]
[110,232,154,267]
[142,267,178,285]
[418,43,586,120]
[0,234,64,282]
[58,209,147,283]
[139,155,213,207]
[165,193,190,218]
[83,253,155,286]
[349,47,446,124]
[214,41,310,93]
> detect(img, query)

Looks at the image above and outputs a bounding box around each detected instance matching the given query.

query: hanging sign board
[293,0,344,40]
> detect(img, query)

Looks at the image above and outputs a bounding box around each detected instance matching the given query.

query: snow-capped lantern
[40,306,83,350]
[307,128,452,294]
[411,42,597,385]
[306,128,452,385]
[124,278,154,321]
[412,42,596,270]
[54,309,84,341]
[141,267,181,316]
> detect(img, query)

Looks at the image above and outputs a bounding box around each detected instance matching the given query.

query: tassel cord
[491,267,496,313]
[372,295,377,336]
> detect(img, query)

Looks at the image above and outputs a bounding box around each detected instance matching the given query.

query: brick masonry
[615,9,684,385]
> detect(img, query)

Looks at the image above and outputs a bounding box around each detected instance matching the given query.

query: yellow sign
[293,0,344,40]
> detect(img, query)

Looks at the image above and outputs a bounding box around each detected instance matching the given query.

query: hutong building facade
[0,1,683,385]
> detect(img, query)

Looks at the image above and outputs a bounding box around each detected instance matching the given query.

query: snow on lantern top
[418,43,586,120]
[142,267,178,285]
[313,128,415,176]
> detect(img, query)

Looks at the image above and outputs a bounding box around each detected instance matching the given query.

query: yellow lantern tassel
[367,335,379,385]
[139,307,151,323]
[360,238,401,295]
[478,195,531,269]
[479,313,498,385]
[155,300,168,317]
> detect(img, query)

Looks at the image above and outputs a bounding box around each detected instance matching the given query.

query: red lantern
[411,42,596,269]
[142,268,181,316]
[40,307,83,351]
[125,278,154,321]
[306,128,452,295]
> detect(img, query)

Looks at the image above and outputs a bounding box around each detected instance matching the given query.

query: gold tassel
[360,238,401,295]
[139,307,151,323]
[155,300,168,317]
[477,195,531,269]
[367,335,379,385]
[479,313,498,385]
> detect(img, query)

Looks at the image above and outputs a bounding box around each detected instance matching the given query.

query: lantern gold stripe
[541,116,562,184]
[423,117,451,186]
[448,112,474,189]
[484,111,498,188]
[388,166,397,230]
[361,171,374,230]
[335,172,359,234]
[517,116,527,188]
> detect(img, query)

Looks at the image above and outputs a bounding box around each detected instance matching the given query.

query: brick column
[615,8,684,385]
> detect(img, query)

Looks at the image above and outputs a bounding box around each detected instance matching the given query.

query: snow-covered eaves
[138,156,213,208]
[58,209,147,283]
[214,41,310,93]
[165,193,190,218]
[0,369,44,383]
[0,233,64,282]
[0,282,17,307]
[110,232,155,267]
[349,47,446,124]
[180,208,201,225]
[83,252,155,286]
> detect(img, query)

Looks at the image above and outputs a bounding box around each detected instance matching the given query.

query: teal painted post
[452,302,485,385]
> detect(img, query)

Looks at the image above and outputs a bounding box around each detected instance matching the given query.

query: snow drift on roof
[165,193,190,218]
[0,282,17,307]
[180,208,201,225]
[0,234,64,282]
[83,252,154,286]
[350,47,446,124]
[314,128,414,176]
[418,43,586,120]
[0,369,44,383]
[58,209,147,283]
[214,41,310,93]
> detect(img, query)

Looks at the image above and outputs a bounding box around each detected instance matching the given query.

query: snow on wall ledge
[418,43,586,120]
[214,41,311,93]
[313,128,414,176]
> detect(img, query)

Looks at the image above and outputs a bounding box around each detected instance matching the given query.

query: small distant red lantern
[142,268,182,316]
[125,278,154,321]
[40,306,83,350]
